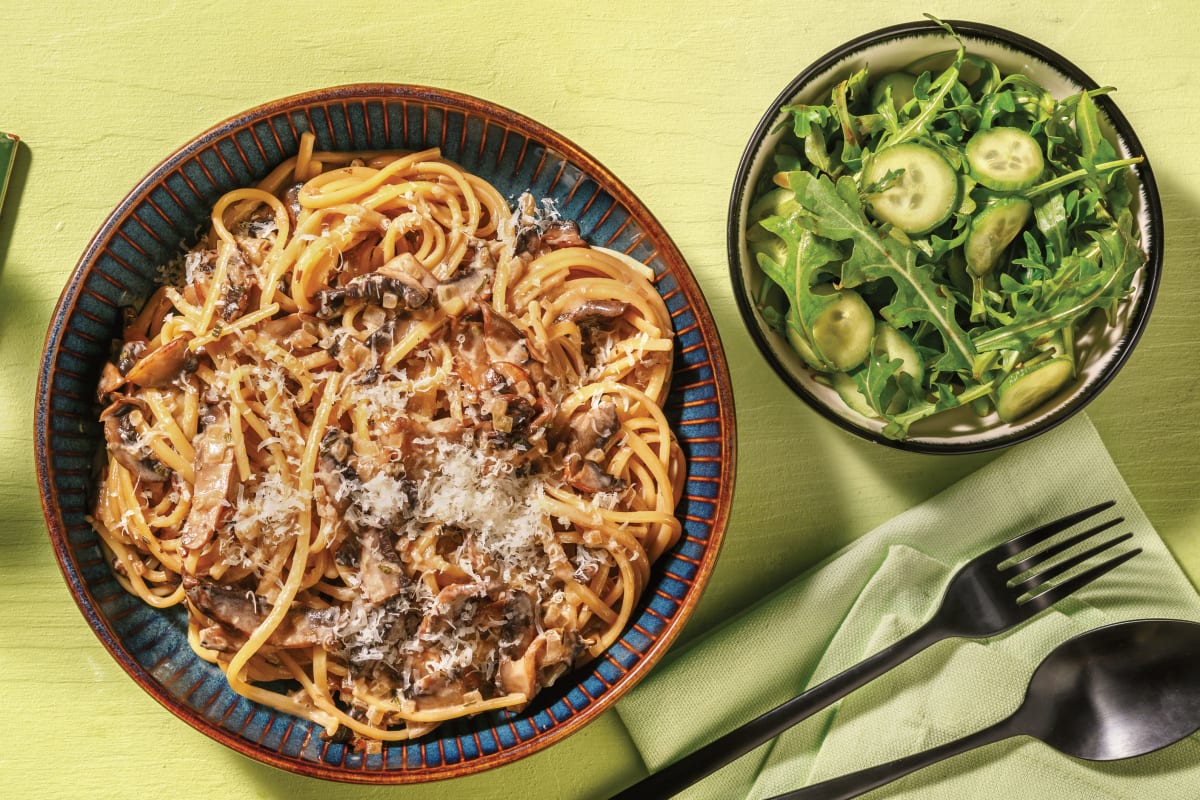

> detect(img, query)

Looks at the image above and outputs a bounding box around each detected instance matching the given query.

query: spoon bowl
[775,618,1200,799]
[1022,618,1200,761]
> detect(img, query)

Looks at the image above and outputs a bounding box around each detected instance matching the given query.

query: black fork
[612,500,1140,800]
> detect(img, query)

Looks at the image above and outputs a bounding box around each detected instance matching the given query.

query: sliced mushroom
[497,627,580,698]
[553,298,628,326]
[185,580,338,648]
[565,459,628,494]
[515,219,588,257]
[180,409,235,552]
[313,287,347,320]
[317,428,360,507]
[100,398,170,483]
[566,400,621,461]
[419,582,488,637]
[284,182,304,229]
[541,220,588,250]
[97,362,126,403]
[434,268,488,315]
[116,340,147,374]
[197,623,240,654]
[125,286,173,342]
[357,527,407,605]
[124,336,192,388]
[343,272,429,311]
[480,301,529,364]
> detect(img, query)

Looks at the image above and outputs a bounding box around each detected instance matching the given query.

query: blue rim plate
[35,84,736,783]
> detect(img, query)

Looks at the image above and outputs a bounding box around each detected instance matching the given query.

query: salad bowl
[728,19,1162,453]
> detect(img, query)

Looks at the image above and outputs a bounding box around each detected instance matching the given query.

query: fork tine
[1002,516,1125,578]
[986,500,1117,561]
[1020,546,1142,612]
[1012,531,1135,592]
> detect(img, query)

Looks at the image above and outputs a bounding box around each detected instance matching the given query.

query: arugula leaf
[973,208,1143,351]
[757,211,844,362]
[786,171,976,372]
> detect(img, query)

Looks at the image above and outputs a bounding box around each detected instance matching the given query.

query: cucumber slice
[870,73,917,112]
[965,196,1032,276]
[750,235,788,269]
[809,286,875,372]
[902,50,987,86]
[864,143,959,234]
[787,286,875,373]
[747,187,799,242]
[786,317,827,372]
[749,186,799,224]
[832,372,877,418]
[965,127,1045,191]
[995,356,1074,423]
[873,323,924,384]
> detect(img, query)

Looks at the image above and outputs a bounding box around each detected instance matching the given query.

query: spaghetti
[90,133,683,747]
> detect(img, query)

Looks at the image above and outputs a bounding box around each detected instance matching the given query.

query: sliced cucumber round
[748,187,800,225]
[965,196,1032,276]
[902,51,987,86]
[965,127,1045,191]
[995,356,1074,423]
[864,143,959,234]
[786,317,826,372]
[747,187,799,242]
[870,72,917,112]
[873,323,924,384]
[810,286,875,372]
[749,235,788,268]
[832,371,877,418]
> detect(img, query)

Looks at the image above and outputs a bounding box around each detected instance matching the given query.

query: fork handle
[765,715,1018,800]
[610,622,945,799]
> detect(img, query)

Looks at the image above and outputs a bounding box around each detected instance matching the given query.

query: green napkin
[614,413,1200,799]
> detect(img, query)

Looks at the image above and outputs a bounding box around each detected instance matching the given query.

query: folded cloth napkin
[614,413,1200,799]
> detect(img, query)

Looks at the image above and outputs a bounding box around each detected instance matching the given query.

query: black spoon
[770,618,1200,800]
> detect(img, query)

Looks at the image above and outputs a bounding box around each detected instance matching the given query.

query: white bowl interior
[735,28,1156,450]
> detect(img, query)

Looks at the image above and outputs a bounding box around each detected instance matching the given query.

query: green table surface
[2,2,1198,798]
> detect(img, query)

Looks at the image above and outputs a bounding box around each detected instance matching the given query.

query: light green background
[2,2,1197,798]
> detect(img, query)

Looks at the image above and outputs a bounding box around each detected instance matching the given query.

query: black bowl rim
[35,83,737,783]
[726,18,1164,455]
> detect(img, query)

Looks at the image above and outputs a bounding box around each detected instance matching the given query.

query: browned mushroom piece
[124,286,173,342]
[565,400,622,461]
[96,362,126,403]
[343,272,430,311]
[514,219,588,257]
[417,582,489,640]
[497,628,582,698]
[180,409,236,552]
[185,580,338,648]
[540,220,588,250]
[123,336,192,388]
[553,297,629,326]
[565,459,628,494]
[116,340,147,374]
[357,527,407,605]
[100,397,171,484]
[480,301,529,365]
[434,268,488,315]
[283,181,305,229]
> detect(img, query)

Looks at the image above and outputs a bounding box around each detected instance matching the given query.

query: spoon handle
[610,623,944,799]
[767,716,1018,800]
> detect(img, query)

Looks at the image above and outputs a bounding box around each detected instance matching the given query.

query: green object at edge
[0,131,17,215]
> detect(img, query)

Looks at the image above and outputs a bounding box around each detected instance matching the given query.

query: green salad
[747,22,1146,440]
